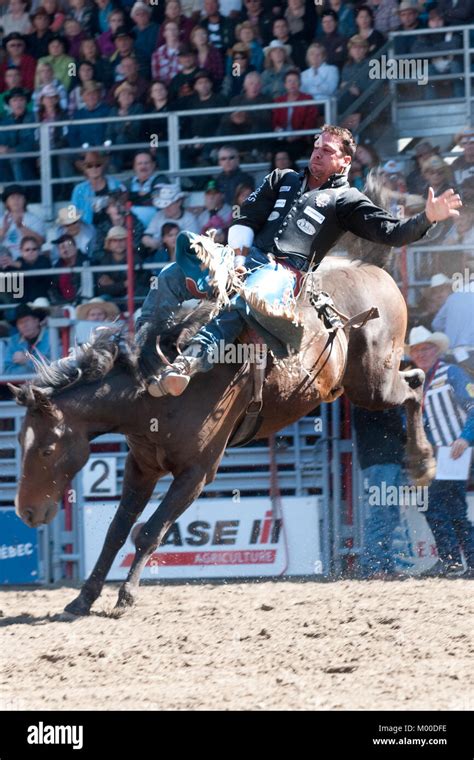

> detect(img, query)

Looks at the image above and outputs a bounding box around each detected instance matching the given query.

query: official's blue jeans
[425,479,474,567]
[359,463,404,576]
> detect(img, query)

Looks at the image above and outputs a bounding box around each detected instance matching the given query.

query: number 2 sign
[82,457,117,497]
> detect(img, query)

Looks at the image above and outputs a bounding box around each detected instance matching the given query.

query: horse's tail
[340,168,395,270]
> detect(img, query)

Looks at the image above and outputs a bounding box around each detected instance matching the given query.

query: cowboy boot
[147,344,212,398]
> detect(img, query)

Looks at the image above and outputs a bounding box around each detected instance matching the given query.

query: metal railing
[388,24,474,133]
[0,97,336,220]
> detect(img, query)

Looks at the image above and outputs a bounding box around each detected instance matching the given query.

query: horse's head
[9,384,90,527]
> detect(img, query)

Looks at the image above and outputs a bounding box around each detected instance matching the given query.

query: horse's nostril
[24,509,34,526]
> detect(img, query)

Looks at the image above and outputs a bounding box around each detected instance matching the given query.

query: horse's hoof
[64,596,91,617]
[115,586,136,609]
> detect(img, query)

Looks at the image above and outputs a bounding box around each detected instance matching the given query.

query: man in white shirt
[301,42,339,100]
[142,185,199,251]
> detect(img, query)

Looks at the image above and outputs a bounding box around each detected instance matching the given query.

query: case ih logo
[121,511,282,567]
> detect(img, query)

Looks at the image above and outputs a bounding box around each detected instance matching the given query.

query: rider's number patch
[304,207,325,224]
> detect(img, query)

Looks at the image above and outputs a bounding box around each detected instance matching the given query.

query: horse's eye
[42,448,54,457]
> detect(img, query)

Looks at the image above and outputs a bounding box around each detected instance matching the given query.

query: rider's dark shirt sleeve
[337,190,434,246]
[230,168,296,234]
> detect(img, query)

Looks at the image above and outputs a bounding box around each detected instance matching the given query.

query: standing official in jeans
[353,406,407,578]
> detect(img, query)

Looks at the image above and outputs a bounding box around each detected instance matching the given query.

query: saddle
[227,292,380,448]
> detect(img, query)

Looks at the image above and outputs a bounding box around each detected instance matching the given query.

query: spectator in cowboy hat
[407,325,474,577]
[4,301,51,375]
[394,0,425,56]
[420,155,453,199]
[260,39,294,98]
[76,297,121,322]
[0,32,36,91]
[109,26,148,81]
[50,205,95,260]
[131,1,159,61]
[142,185,199,251]
[74,295,122,344]
[94,225,149,302]
[24,8,54,60]
[0,185,45,259]
[221,43,254,99]
[71,151,126,225]
[0,86,38,185]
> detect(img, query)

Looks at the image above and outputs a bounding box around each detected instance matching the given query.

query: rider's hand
[234,265,247,277]
[425,187,462,222]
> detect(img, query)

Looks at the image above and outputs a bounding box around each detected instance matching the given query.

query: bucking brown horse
[9,247,435,616]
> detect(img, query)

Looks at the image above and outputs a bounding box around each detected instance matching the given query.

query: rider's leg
[137,232,200,376]
[147,252,291,398]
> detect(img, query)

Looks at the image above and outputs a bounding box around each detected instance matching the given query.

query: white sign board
[82,497,322,580]
[82,457,117,498]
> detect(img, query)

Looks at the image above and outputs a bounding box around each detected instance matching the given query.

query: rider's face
[309,133,351,183]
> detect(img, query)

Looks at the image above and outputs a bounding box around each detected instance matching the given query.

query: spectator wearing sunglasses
[16,235,52,303]
[71,151,125,225]
[215,144,255,205]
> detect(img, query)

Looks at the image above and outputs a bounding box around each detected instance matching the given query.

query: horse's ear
[6,383,21,401]
[14,384,61,418]
[29,387,59,415]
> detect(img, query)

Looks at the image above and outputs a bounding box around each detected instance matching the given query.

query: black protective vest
[253,172,348,268]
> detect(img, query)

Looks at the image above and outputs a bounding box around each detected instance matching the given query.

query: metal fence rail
[0,96,336,219]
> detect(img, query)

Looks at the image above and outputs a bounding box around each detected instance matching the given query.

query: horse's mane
[340,169,395,270]
[18,305,215,400]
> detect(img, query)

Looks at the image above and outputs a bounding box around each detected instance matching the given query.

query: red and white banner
[82,497,323,580]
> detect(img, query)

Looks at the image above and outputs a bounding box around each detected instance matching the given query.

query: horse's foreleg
[64,454,160,616]
[115,463,209,609]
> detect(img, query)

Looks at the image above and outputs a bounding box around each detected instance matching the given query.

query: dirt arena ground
[0,578,473,711]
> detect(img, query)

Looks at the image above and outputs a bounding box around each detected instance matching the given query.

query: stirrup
[147,367,191,398]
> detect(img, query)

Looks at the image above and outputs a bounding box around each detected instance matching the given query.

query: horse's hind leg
[400,369,436,486]
[64,454,160,616]
[115,463,209,609]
